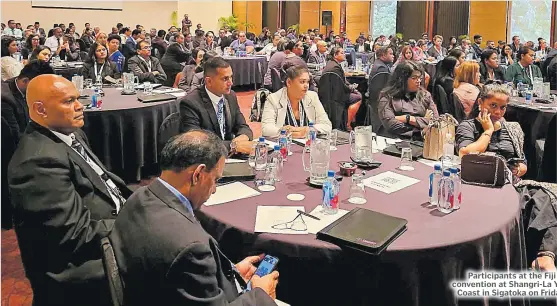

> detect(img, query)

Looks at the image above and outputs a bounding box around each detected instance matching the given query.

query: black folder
[382,141,423,160]
[137,93,177,103]
[316,208,407,255]
[220,162,256,183]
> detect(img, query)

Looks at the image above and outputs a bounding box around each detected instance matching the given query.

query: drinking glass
[329,129,338,151]
[542,83,551,99]
[84,79,93,89]
[248,142,257,168]
[348,173,366,204]
[144,82,153,95]
[399,147,414,171]
[71,75,83,94]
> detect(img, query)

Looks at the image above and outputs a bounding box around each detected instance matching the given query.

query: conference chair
[1,116,16,230]
[157,112,181,158]
[100,237,124,306]
[271,68,283,93]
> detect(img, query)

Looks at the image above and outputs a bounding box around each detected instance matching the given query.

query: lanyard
[287,98,305,128]
[139,57,152,72]
[94,61,105,79]
[523,65,533,82]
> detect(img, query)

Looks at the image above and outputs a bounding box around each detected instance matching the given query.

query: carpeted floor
[0,89,258,306]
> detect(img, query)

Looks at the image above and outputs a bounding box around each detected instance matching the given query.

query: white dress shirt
[2,27,22,38]
[205,87,224,116]
[45,36,62,51]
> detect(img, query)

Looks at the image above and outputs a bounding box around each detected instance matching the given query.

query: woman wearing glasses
[204,31,218,51]
[21,34,42,64]
[82,42,121,83]
[378,61,438,139]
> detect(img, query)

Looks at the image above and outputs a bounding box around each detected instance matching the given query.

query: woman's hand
[477,109,494,133]
[511,162,527,177]
[290,127,309,139]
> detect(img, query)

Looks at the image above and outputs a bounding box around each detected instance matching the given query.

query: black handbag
[460,153,508,187]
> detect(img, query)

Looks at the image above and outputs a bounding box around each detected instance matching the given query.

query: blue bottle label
[429,173,433,197]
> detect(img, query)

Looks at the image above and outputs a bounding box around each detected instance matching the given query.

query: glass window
[510,0,552,44]
[371,1,397,39]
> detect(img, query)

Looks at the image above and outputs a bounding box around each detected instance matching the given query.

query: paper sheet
[305,206,349,234]
[417,158,460,168]
[168,92,186,98]
[225,158,246,164]
[204,182,261,206]
[275,299,291,306]
[362,171,420,194]
[254,206,308,234]
[265,140,279,148]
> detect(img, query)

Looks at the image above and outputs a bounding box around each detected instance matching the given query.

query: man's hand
[235,254,264,282]
[233,135,250,143]
[532,256,556,271]
[233,140,256,155]
[250,271,279,299]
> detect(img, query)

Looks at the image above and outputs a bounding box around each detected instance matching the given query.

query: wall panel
[246,1,262,34]
[433,1,469,42]
[396,1,427,41]
[469,1,507,47]
[345,1,370,41]
[300,1,320,33]
[262,1,279,33]
[320,1,341,36]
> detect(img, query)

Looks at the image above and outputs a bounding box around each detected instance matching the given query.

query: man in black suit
[1,60,53,230]
[110,130,279,305]
[8,74,132,306]
[366,46,393,131]
[127,40,167,84]
[160,33,191,87]
[180,57,253,154]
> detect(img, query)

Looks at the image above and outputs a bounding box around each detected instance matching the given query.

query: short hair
[159,130,227,172]
[512,35,519,41]
[448,49,464,59]
[116,23,123,28]
[136,24,142,29]
[417,39,426,47]
[479,82,510,100]
[375,46,392,58]
[285,40,296,52]
[205,31,215,37]
[480,49,497,63]
[136,40,150,51]
[486,40,494,45]
[203,57,231,78]
[454,61,479,88]
[107,34,121,44]
[517,46,533,60]
[122,27,130,33]
[433,35,443,41]
[157,30,166,38]
[498,40,506,45]
[473,34,482,40]
[131,29,141,36]
[284,65,309,80]
[173,32,184,40]
[18,59,54,79]
[327,46,343,61]
[34,21,40,25]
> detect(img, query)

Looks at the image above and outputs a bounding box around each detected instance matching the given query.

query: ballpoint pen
[297,210,320,221]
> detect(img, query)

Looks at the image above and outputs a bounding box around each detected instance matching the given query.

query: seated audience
[107,34,125,72]
[192,29,206,49]
[82,42,121,83]
[29,45,51,63]
[3,20,23,39]
[184,33,194,51]
[427,35,448,59]
[307,40,328,82]
[128,40,167,84]
[178,48,205,93]
[7,74,131,306]
[262,66,332,138]
[1,37,24,81]
[204,31,218,51]
[549,55,557,90]
[230,31,254,53]
[500,44,514,66]
[453,61,481,116]
[152,30,169,56]
[432,56,458,96]
[59,35,81,62]
[257,34,280,60]
[160,33,192,87]
[180,57,253,154]
[263,39,288,90]
[217,29,232,52]
[44,27,63,55]
[124,29,141,58]
[448,49,465,67]
[378,61,438,139]
[504,46,543,86]
[479,49,505,84]
[21,34,41,64]
[81,28,95,51]
[392,45,414,69]
[109,130,279,305]
[447,36,457,51]
[413,39,430,62]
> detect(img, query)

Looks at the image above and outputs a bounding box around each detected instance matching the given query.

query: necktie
[71,134,87,159]
[217,98,225,139]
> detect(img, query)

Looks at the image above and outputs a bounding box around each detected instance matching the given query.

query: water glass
[542,82,551,99]
[248,142,257,168]
[399,147,414,171]
[348,173,366,204]
[329,129,338,151]
[71,75,84,94]
[143,82,153,95]
[84,79,93,89]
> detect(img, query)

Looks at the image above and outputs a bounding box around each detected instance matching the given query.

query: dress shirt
[205,86,225,119]
[50,130,122,211]
[2,27,22,38]
[44,36,62,51]
[157,178,194,215]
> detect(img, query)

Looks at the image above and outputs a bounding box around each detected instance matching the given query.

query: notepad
[305,206,349,234]
[204,182,261,206]
[254,206,308,235]
[362,171,420,194]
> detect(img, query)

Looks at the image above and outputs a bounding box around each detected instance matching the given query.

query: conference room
[1,1,557,305]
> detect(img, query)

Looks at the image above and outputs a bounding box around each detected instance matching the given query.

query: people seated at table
[180,57,254,154]
[217,29,232,52]
[109,130,279,305]
[427,35,447,59]
[204,31,218,52]
[453,61,480,116]
[151,30,168,56]
[44,27,63,56]
[262,65,332,138]
[230,31,255,54]
[29,45,51,63]
[107,34,124,73]
[128,40,167,84]
[549,55,557,90]
[471,34,483,59]
[479,49,505,84]
[178,48,208,93]
[320,47,362,130]
[307,40,328,82]
[378,61,438,139]
[413,39,429,62]
[500,44,514,66]
[7,74,132,306]
[21,34,42,64]
[504,46,543,86]
[448,49,465,67]
[1,37,24,81]
[59,35,81,62]
[160,33,192,87]
[82,42,121,83]
[392,45,413,69]
[3,20,23,39]
[263,39,288,90]
[257,34,280,61]
[431,56,457,97]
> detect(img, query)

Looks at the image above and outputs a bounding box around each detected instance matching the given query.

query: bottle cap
[280,130,286,135]
[443,170,451,176]
[434,164,441,170]
[327,170,335,177]
[449,167,458,173]
[274,145,280,151]
[259,137,265,142]
[309,122,314,127]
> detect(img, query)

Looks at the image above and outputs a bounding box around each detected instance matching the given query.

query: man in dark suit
[366,46,393,131]
[123,29,141,58]
[8,74,132,306]
[110,130,279,305]
[33,21,45,38]
[1,60,54,230]
[180,57,253,154]
[127,40,167,84]
[160,33,191,87]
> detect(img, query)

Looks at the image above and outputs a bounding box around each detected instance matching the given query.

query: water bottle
[305,122,317,152]
[437,170,454,214]
[96,90,103,109]
[450,167,461,210]
[91,89,99,108]
[525,90,532,104]
[254,137,267,171]
[429,164,442,206]
[279,129,288,161]
[267,145,283,183]
[322,170,340,215]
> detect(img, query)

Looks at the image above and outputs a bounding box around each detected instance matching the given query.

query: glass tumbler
[329,129,338,151]
[399,147,414,171]
[348,173,366,204]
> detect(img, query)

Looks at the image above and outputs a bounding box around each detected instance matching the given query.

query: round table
[223,56,268,88]
[81,87,180,182]
[51,62,84,80]
[198,145,526,306]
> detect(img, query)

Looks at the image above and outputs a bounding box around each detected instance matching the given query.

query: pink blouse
[454,82,480,115]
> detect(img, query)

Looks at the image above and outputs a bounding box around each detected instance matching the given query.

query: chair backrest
[317,72,348,130]
[173,72,183,88]
[100,237,124,306]
[450,93,466,123]
[271,68,284,93]
[541,115,556,183]
[158,112,182,157]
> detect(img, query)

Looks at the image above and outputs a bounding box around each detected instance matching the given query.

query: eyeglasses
[32,38,40,41]
[410,75,422,81]
[141,46,152,50]
[271,212,308,232]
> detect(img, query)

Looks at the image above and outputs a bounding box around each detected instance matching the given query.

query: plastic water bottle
[91,89,99,108]
[429,164,442,206]
[437,170,454,214]
[322,170,340,215]
[267,145,283,183]
[517,81,525,95]
[96,90,103,109]
[525,90,532,105]
[450,167,461,210]
[254,137,267,171]
[441,132,454,168]
[305,122,317,152]
[279,130,288,161]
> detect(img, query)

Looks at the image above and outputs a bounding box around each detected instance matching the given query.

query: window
[509,0,552,43]
[371,1,397,39]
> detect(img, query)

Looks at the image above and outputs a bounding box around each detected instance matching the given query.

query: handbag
[422,114,458,160]
[460,153,509,187]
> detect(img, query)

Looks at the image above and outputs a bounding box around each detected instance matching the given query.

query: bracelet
[537,251,556,260]
[482,132,492,138]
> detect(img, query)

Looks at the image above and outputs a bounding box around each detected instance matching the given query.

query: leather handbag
[460,153,508,187]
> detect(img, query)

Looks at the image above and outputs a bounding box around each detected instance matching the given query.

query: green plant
[242,22,254,31]
[218,15,240,31]
[287,24,300,34]
[458,34,469,41]
[170,11,178,27]
[395,33,403,40]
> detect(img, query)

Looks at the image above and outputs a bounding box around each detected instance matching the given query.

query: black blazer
[109,179,277,306]
[180,86,253,150]
[479,61,506,84]
[82,60,122,83]
[7,122,132,306]
[160,43,191,87]
[1,78,29,141]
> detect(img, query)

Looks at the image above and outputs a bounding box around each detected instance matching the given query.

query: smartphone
[245,255,279,291]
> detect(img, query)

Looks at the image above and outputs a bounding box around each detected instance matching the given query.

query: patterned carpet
[0,89,258,306]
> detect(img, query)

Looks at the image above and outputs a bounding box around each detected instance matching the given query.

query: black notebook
[382,141,423,160]
[137,93,177,103]
[221,162,256,182]
[316,208,407,255]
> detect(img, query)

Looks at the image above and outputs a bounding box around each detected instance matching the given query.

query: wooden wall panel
[232,1,247,24]
[396,1,427,41]
[284,1,300,31]
[320,1,341,36]
[345,1,370,41]
[247,1,262,34]
[469,1,507,47]
[300,1,320,33]
[262,1,280,33]
[434,1,469,43]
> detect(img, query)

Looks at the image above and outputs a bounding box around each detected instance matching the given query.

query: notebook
[137,93,177,103]
[220,162,256,183]
[316,208,407,255]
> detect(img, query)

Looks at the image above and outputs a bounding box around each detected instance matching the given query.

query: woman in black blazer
[82,42,121,83]
[479,49,505,84]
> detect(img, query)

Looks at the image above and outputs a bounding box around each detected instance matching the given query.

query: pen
[297,210,320,221]
[535,259,540,271]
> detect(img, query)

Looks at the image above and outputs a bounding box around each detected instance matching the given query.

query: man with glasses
[217,29,232,52]
[230,31,255,54]
[128,40,167,84]
[504,46,543,86]
[3,20,23,39]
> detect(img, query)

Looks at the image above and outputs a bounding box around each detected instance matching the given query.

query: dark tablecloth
[82,88,180,182]
[506,98,557,180]
[223,56,268,87]
[51,63,84,80]
[197,145,526,306]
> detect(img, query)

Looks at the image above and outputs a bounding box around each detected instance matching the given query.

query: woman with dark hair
[501,45,514,66]
[59,35,81,62]
[392,45,415,69]
[21,34,42,64]
[81,28,95,51]
[431,56,458,96]
[378,61,438,139]
[447,36,457,51]
[82,42,120,83]
[448,49,465,67]
[29,45,52,63]
[479,49,505,84]
[178,48,207,93]
[205,31,218,51]
[1,37,24,81]
[262,65,331,137]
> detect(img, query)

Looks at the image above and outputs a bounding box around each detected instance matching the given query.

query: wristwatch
[405,114,411,124]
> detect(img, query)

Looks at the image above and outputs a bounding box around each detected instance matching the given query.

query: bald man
[307,40,328,82]
[7,75,132,306]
